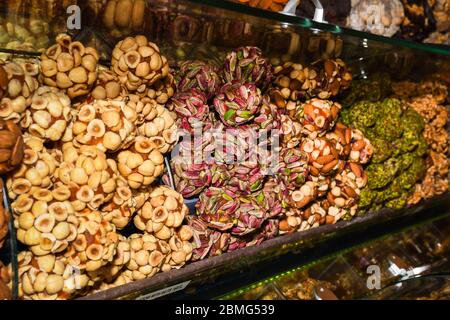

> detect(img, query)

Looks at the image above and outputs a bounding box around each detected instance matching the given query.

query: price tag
[136,280,191,300]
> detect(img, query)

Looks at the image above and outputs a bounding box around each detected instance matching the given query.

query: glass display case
[220,214,450,300]
[0,0,448,300]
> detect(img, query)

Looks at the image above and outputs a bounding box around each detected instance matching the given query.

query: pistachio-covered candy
[213,82,262,127]
[222,46,273,91]
[40,33,99,99]
[72,99,137,152]
[175,60,221,99]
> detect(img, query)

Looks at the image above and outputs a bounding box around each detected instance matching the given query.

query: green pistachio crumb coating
[341,98,427,214]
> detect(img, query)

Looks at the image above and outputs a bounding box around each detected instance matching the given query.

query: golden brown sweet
[21,86,72,141]
[13,251,91,300]
[40,34,99,99]
[0,118,24,174]
[11,187,79,256]
[111,35,170,92]
[0,59,39,123]
[53,143,118,211]
[133,186,190,239]
[102,0,147,36]
[64,209,119,272]
[72,99,137,152]
[136,104,178,154]
[117,137,165,189]
[6,135,60,201]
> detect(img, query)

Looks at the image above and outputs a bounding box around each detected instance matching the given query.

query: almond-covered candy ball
[54,143,118,211]
[0,118,24,174]
[137,104,178,154]
[64,209,119,272]
[21,86,72,141]
[13,251,91,300]
[286,181,317,209]
[327,164,368,216]
[72,99,137,152]
[111,35,169,91]
[117,137,165,189]
[40,33,99,99]
[0,59,39,123]
[134,186,189,240]
[11,187,79,256]
[6,135,61,200]
[301,137,343,176]
[300,98,341,138]
[348,128,373,164]
[325,122,352,159]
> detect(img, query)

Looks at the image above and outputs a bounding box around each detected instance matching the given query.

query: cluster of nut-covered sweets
[0,33,447,299]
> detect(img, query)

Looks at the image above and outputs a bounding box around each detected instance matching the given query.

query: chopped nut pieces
[407,95,449,204]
